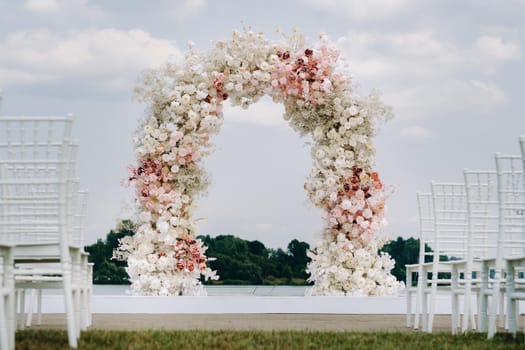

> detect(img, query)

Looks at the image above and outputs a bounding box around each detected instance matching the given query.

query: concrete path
[28,314,468,332]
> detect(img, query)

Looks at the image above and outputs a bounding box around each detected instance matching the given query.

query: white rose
[259,61,269,71]
[185,85,196,95]
[315,149,325,159]
[196,90,207,100]
[157,220,169,234]
[341,199,352,210]
[181,94,191,105]
[150,279,161,290]
[362,208,373,219]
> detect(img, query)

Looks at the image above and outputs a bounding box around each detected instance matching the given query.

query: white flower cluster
[117,29,402,296]
[306,234,403,296]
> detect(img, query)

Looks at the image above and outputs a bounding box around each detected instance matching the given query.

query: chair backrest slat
[0,116,76,248]
[463,169,499,260]
[431,182,468,260]
[495,153,525,263]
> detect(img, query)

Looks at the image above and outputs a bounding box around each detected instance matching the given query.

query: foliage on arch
[116,29,404,296]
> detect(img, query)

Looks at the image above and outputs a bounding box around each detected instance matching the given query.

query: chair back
[463,170,499,261]
[416,192,434,264]
[495,154,525,262]
[430,182,468,261]
[0,116,75,250]
[72,190,88,247]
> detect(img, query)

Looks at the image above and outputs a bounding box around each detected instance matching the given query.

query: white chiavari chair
[24,189,92,331]
[0,244,14,350]
[76,190,92,329]
[447,170,499,334]
[405,192,437,330]
[504,137,525,340]
[484,153,525,339]
[0,116,80,348]
[426,182,468,332]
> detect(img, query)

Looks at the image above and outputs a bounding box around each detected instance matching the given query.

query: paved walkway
[28,314,469,332]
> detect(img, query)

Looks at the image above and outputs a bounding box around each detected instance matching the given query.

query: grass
[16,330,525,350]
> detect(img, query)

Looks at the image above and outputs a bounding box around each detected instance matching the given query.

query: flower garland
[115,29,404,296]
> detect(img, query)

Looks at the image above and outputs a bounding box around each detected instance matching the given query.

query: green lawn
[16,330,524,350]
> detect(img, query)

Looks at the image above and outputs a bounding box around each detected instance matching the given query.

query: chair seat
[12,243,83,262]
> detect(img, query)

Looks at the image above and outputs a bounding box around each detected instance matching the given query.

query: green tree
[287,239,310,280]
[84,220,136,284]
[199,235,312,285]
[380,236,443,284]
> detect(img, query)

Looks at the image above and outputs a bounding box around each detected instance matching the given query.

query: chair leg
[62,265,78,348]
[427,269,440,333]
[451,293,458,334]
[0,295,9,350]
[479,264,489,333]
[87,284,92,326]
[26,289,36,327]
[406,290,412,327]
[18,289,25,330]
[451,266,459,334]
[469,297,477,330]
[476,292,481,332]
[462,281,472,332]
[37,289,42,325]
[74,287,81,338]
[5,265,15,350]
[80,287,88,330]
[414,270,424,330]
[498,291,505,328]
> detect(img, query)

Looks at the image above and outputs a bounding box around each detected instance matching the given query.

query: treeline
[84,221,431,285]
[200,235,310,285]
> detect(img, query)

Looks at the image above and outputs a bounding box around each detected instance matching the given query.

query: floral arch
[116,30,403,296]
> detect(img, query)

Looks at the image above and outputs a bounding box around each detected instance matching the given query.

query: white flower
[341,199,352,210]
[157,220,169,234]
[321,158,332,168]
[362,208,372,219]
[314,149,326,159]
[334,158,346,169]
[326,176,337,187]
[259,61,269,71]
[196,90,208,100]
[185,85,196,95]
[181,94,191,105]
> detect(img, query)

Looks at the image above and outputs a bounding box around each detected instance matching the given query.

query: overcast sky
[0,0,524,248]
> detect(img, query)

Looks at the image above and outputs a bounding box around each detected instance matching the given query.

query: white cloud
[474,35,522,61]
[23,0,104,19]
[174,0,208,20]
[24,0,60,13]
[338,31,521,118]
[0,29,181,89]
[303,0,417,21]
[223,99,287,127]
[399,126,430,140]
